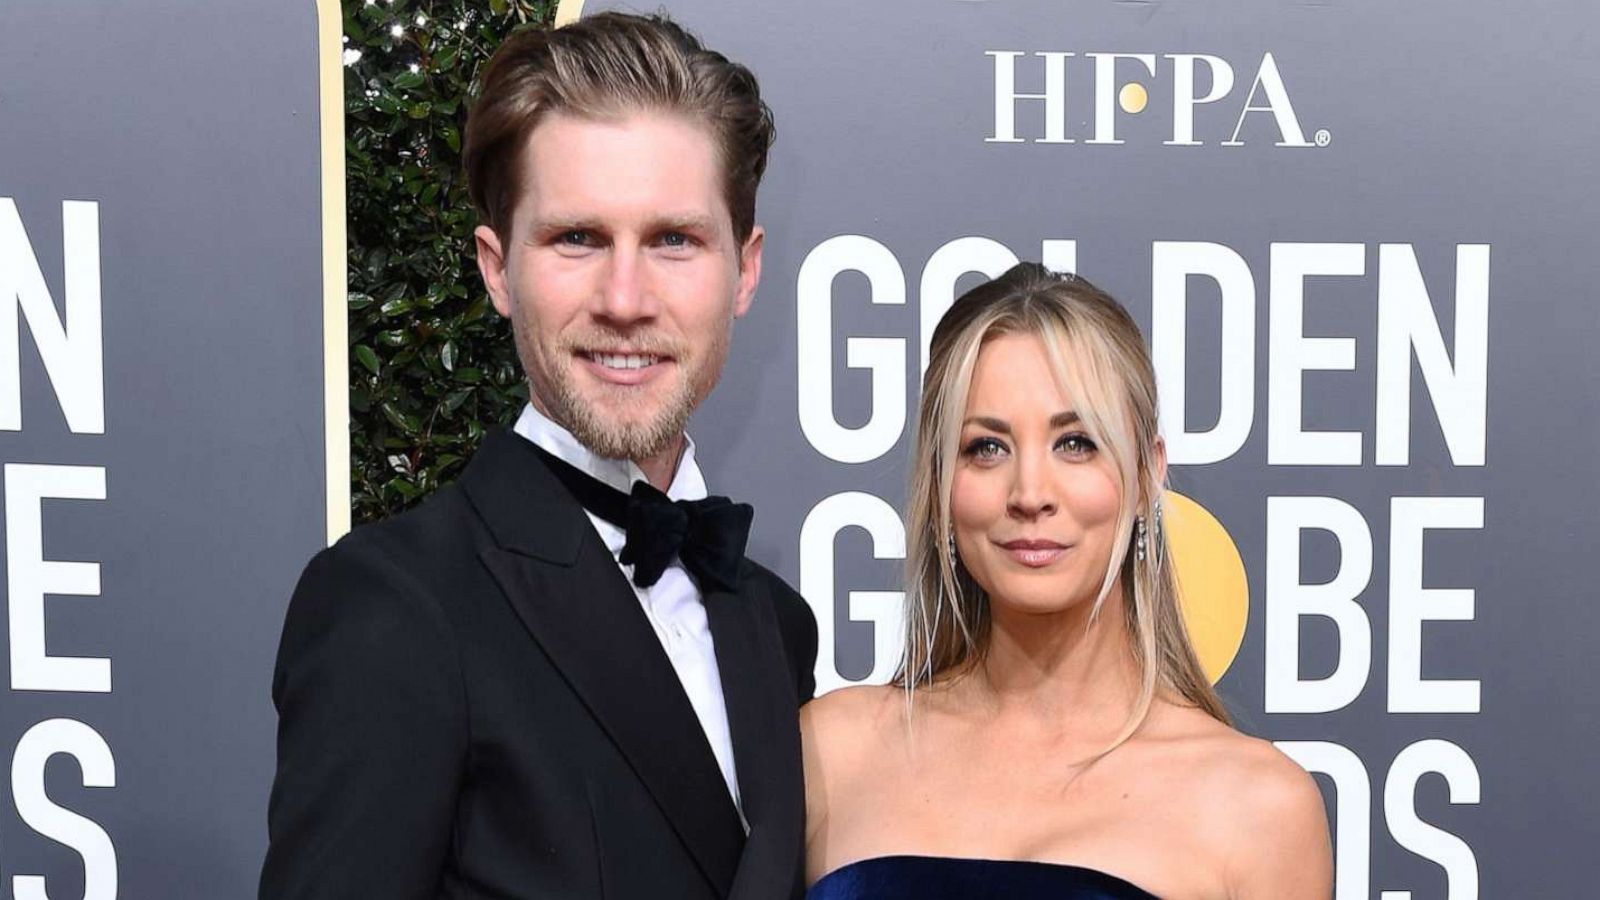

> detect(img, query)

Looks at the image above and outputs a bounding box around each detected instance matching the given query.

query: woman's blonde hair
[899,262,1229,746]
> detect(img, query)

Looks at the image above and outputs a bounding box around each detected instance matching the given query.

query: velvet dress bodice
[806,855,1160,900]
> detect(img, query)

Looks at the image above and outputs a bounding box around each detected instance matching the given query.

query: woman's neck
[959,583,1144,739]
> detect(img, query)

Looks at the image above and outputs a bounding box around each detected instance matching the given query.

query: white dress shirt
[512,403,745,823]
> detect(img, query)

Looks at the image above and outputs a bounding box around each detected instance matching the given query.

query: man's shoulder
[289,483,488,626]
[739,556,794,595]
[740,558,812,620]
[327,483,480,569]
[738,557,819,699]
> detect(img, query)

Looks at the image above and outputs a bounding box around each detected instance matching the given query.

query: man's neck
[516,400,692,494]
[634,434,687,493]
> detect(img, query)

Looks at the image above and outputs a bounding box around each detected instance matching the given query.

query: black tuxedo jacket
[259,430,818,900]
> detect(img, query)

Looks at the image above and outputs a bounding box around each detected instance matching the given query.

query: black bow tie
[531,444,752,594]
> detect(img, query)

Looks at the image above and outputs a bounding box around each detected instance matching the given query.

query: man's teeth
[589,352,660,370]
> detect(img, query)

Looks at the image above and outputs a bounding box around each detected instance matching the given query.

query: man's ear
[733,224,764,319]
[474,224,513,318]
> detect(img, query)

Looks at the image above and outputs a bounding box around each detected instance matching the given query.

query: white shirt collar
[511,401,708,504]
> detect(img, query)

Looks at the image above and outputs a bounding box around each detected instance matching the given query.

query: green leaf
[346,0,556,525]
[381,401,422,434]
[443,388,473,412]
[354,344,381,375]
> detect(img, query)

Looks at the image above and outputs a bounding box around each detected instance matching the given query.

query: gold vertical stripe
[316,0,352,543]
[555,0,587,27]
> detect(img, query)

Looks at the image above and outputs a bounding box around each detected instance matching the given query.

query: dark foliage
[342,0,553,523]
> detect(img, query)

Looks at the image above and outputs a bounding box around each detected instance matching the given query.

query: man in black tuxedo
[259,13,817,900]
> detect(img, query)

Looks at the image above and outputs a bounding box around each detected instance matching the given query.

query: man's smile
[575,350,674,386]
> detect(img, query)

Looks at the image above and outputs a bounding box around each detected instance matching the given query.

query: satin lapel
[461,432,744,896]
[481,542,744,896]
[703,579,805,900]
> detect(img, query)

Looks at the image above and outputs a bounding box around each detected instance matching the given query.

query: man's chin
[572,420,682,462]
[562,395,690,461]
[531,362,698,460]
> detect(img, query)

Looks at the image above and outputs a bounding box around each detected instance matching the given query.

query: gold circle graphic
[1164,491,1248,684]
[1118,83,1148,115]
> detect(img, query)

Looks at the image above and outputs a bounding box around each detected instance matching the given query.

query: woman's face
[949,332,1125,617]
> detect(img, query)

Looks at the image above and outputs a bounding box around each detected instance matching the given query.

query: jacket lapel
[460,431,745,895]
[704,578,806,900]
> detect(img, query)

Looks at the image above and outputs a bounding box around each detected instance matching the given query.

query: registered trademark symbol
[1314,129,1332,147]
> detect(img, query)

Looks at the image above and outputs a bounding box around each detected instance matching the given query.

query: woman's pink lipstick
[999,539,1068,568]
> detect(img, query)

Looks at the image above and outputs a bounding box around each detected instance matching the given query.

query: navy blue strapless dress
[807,856,1160,899]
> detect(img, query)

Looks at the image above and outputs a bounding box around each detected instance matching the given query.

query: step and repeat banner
[2,0,1593,896]
[582,0,1599,897]
[0,1,344,897]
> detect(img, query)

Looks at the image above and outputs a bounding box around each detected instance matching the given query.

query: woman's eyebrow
[962,411,1080,433]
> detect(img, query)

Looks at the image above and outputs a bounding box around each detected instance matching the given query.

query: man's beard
[514,318,728,462]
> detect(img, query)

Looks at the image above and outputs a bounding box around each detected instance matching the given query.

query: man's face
[475,110,763,462]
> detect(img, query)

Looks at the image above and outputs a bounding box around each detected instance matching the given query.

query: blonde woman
[801,263,1331,899]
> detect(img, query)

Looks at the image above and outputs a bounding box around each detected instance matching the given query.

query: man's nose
[594,246,660,325]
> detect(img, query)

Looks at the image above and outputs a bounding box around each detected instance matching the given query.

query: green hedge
[342,0,555,524]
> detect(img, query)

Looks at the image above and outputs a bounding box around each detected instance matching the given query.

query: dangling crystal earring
[947,533,958,571]
[1135,515,1148,562]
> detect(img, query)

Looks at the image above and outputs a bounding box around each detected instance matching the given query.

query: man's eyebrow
[527,216,602,234]
[962,411,1081,433]
[524,214,719,235]
[646,213,718,232]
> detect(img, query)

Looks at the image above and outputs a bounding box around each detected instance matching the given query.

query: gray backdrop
[590,0,1597,897]
[0,1,330,897]
[2,0,1594,897]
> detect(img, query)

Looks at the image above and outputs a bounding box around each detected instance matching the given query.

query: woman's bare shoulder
[1148,708,1332,896]
[1149,707,1323,818]
[801,683,904,749]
